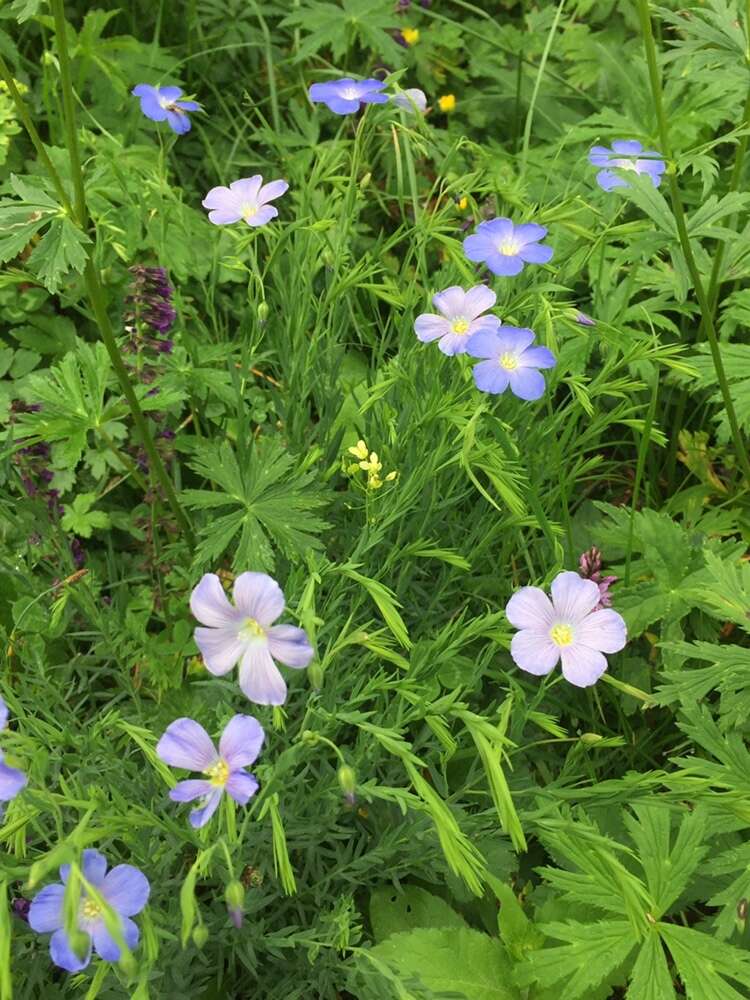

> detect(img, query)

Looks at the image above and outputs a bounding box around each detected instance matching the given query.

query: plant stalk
[636,0,750,487]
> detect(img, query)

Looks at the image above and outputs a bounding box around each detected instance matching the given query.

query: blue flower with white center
[414,284,500,356]
[308,78,388,115]
[28,849,150,972]
[467,326,556,400]
[156,715,264,828]
[588,140,666,191]
[131,84,201,135]
[463,218,553,277]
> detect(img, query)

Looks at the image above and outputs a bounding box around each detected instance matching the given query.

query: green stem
[43,0,194,543]
[636,0,750,487]
[520,0,565,174]
[624,365,659,586]
[98,427,149,494]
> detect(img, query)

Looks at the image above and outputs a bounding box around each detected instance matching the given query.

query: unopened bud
[192,924,209,948]
[579,732,603,745]
[258,301,269,326]
[225,880,245,929]
[338,764,357,805]
[359,172,371,190]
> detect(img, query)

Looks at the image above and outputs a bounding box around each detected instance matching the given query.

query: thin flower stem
[636,0,750,488]
[42,0,195,544]
[624,360,659,586]
[520,0,565,175]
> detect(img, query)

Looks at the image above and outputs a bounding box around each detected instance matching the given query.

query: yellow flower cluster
[346,440,397,491]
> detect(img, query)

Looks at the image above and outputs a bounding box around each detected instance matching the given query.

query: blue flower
[463,219,553,277]
[414,285,500,356]
[589,140,666,191]
[467,326,555,400]
[308,78,388,115]
[28,849,150,972]
[131,84,201,135]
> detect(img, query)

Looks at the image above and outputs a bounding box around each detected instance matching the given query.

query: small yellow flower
[348,439,369,460]
[457,196,468,211]
[438,94,456,112]
[402,27,420,46]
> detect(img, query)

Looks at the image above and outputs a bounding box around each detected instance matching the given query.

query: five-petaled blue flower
[156,714,264,829]
[28,849,150,972]
[467,326,555,400]
[308,78,388,115]
[132,84,201,135]
[463,219,553,277]
[588,140,666,191]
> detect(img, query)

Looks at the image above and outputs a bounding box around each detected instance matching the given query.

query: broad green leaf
[369,885,467,943]
[367,925,520,1000]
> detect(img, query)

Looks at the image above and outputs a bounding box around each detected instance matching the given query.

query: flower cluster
[124,265,176,356]
[414,285,556,401]
[346,439,398,490]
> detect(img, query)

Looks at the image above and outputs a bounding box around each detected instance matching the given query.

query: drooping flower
[466,326,555,400]
[463,218,553,277]
[202,176,289,227]
[414,285,501,356]
[131,84,201,135]
[308,78,388,115]
[28,849,150,972]
[190,572,314,705]
[588,140,666,192]
[438,94,456,112]
[156,715,264,829]
[0,695,26,804]
[578,546,618,609]
[391,88,427,113]
[505,570,627,687]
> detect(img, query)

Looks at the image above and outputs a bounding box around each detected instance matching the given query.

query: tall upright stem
[42,0,195,542]
[636,0,750,487]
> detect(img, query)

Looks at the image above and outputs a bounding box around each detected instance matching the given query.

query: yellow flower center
[242,203,258,220]
[206,759,230,787]
[499,353,518,370]
[239,617,266,642]
[499,240,520,256]
[451,318,470,335]
[81,898,102,920]
[550,624,574,647]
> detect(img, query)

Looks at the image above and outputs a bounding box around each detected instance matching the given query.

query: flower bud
[192,924,209,948]
[258,301,269,326]
[579,732,604,745]
[225,880,245,929]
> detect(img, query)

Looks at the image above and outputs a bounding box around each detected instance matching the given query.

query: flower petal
[437,332,472,356]
[0,761,26,801]
[575,609,627,653]
[189,788,223,828]
[513,223,548,245]
[267,624,314,668]
[244,204,278,226]
[225,769,259,805]
[92,915,139,961]
[50,928,91,972]
[101,865,150,917]
[596,169,627,191]
[485,253,525,277]
[258,179,289,204]
[510,629,560,676]
[414,314,451,343]
[156,718,218,771]
[219,715,265,769]
[0,696,7,731]
[462,284,496,319]
[466,329,501,358]
[61,849,108,886]
[506,586,555,630]
[137,93,168,121]
[462,234,496,263]
[194,625,245,676]
[238,644,287,706]
[517,242,553,265]
[325,96,361,115]
[158,86,183,102]
[472,360,510,395]
[166,109,192,134]
[518,346,556,370]
[612,139,643,155]
[206,207,243,225]
[432,286,466,319]
[190,574,239,627]
[495,326,535,355]
[233,572,285,626]
[169,779,214,802]
[508,367,546,401]
[229,176,263,201]
[479,218,514,242]
[560,644,608,687]
[550,572,601,624]
[28,884,65,932]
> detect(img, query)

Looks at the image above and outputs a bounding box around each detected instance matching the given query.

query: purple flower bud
[578,546,617,610]
[12,897,30,922]
[575,311,596,327]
